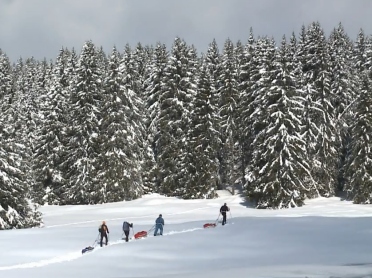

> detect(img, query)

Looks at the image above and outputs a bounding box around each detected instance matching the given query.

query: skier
[98,221,110,247]
[154,214,164,236]
[122,221,133,242]
[220,203,230,225]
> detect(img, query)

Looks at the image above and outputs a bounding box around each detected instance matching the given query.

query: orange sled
[134,231,148,239]
[203,223,217,228]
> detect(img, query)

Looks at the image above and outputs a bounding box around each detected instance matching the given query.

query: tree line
[0,21,372,229]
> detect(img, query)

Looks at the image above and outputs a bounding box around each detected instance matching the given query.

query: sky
[1,0,372,63]
[2,192,372,277]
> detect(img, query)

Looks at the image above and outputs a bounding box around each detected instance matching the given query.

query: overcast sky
[1,0,372,62]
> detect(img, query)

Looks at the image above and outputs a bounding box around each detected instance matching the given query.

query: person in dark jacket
[122,221,133,242]
[154,214,164,236]
[98,221,110,247]
[220,203,230,225]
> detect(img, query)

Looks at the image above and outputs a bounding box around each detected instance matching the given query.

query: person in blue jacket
[154,214,164,236]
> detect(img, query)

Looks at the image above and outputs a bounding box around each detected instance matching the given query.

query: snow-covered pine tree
[344,72,372,203]
[96,46,108,75]
[0,52,42,229]
[344,31,372,203]
[242,36,277,199]
[156,37,196,196]
[133,42,151,96]
[144,43,169,193]
[244,37,276,190]
[64,40,104,204]
[204,39,223,188]
[10,57,47,204]
[184,57,219,198]
[32,49,71,205]
[328,23,357,194]
[243,37,275,206]
[0,51,12,100]
[29,59,53,200]
[98,46,142,202]
[65,48,78,84]
[205,39,222,100]
[237,29,256,190]
[231,40,245,193]
[328,24,356,118]
[218,38,240,193]
[118,44,148,198]
[288,32,301,82]
[300,22,338,197]
[132,42,157,194]
[177,44,201,198]
[353,29,369,73]
[246,36,311,208]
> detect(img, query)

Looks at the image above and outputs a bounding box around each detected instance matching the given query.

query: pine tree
[98,46,142,201]
[33,49,70,205]
[344,31,372,203]
[185,58,219,198]
[353,29,369,73]
[177,44,200,197]
[144,43,169,193]
[9,58,45,204]
[64,40,104,204]
[344,73,372,203]
[246,36,311,208]
[137,42,156,191]
[0,52,42,229]
[300,22,338,197]
[205,39,222,101]
[237,29,256,190]
[204,39,223,189]
[242,36,276,196]
[328,23,357,194]
[218,38,240,193]
[133,42,152,98]
[119,44,148,198]
[157,37,196,196]
[0,52,12,100]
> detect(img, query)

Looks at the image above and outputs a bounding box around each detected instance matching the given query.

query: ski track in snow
[0,227,204,270]
[46,207,211,228]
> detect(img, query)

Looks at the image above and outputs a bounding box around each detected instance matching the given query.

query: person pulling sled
[154,214,164,236]
[220,203,230,225]
[99,221,110,247]
[122,221,133,242]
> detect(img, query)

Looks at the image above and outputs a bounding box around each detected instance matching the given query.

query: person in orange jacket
[98,221,110,247]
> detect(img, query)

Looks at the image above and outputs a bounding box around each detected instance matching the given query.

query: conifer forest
[1,22,372,229]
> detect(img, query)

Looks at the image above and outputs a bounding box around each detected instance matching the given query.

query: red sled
[203,223,217,228]
[134,231,148,239]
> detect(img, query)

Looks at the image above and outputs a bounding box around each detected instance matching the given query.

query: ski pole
[214,214,220,226]
[92,233,99,247]
[215,212,220,223]
[229,210,233,222]
[148,224,155,233]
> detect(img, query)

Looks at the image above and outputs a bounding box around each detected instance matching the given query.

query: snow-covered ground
[2,191,372,278]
